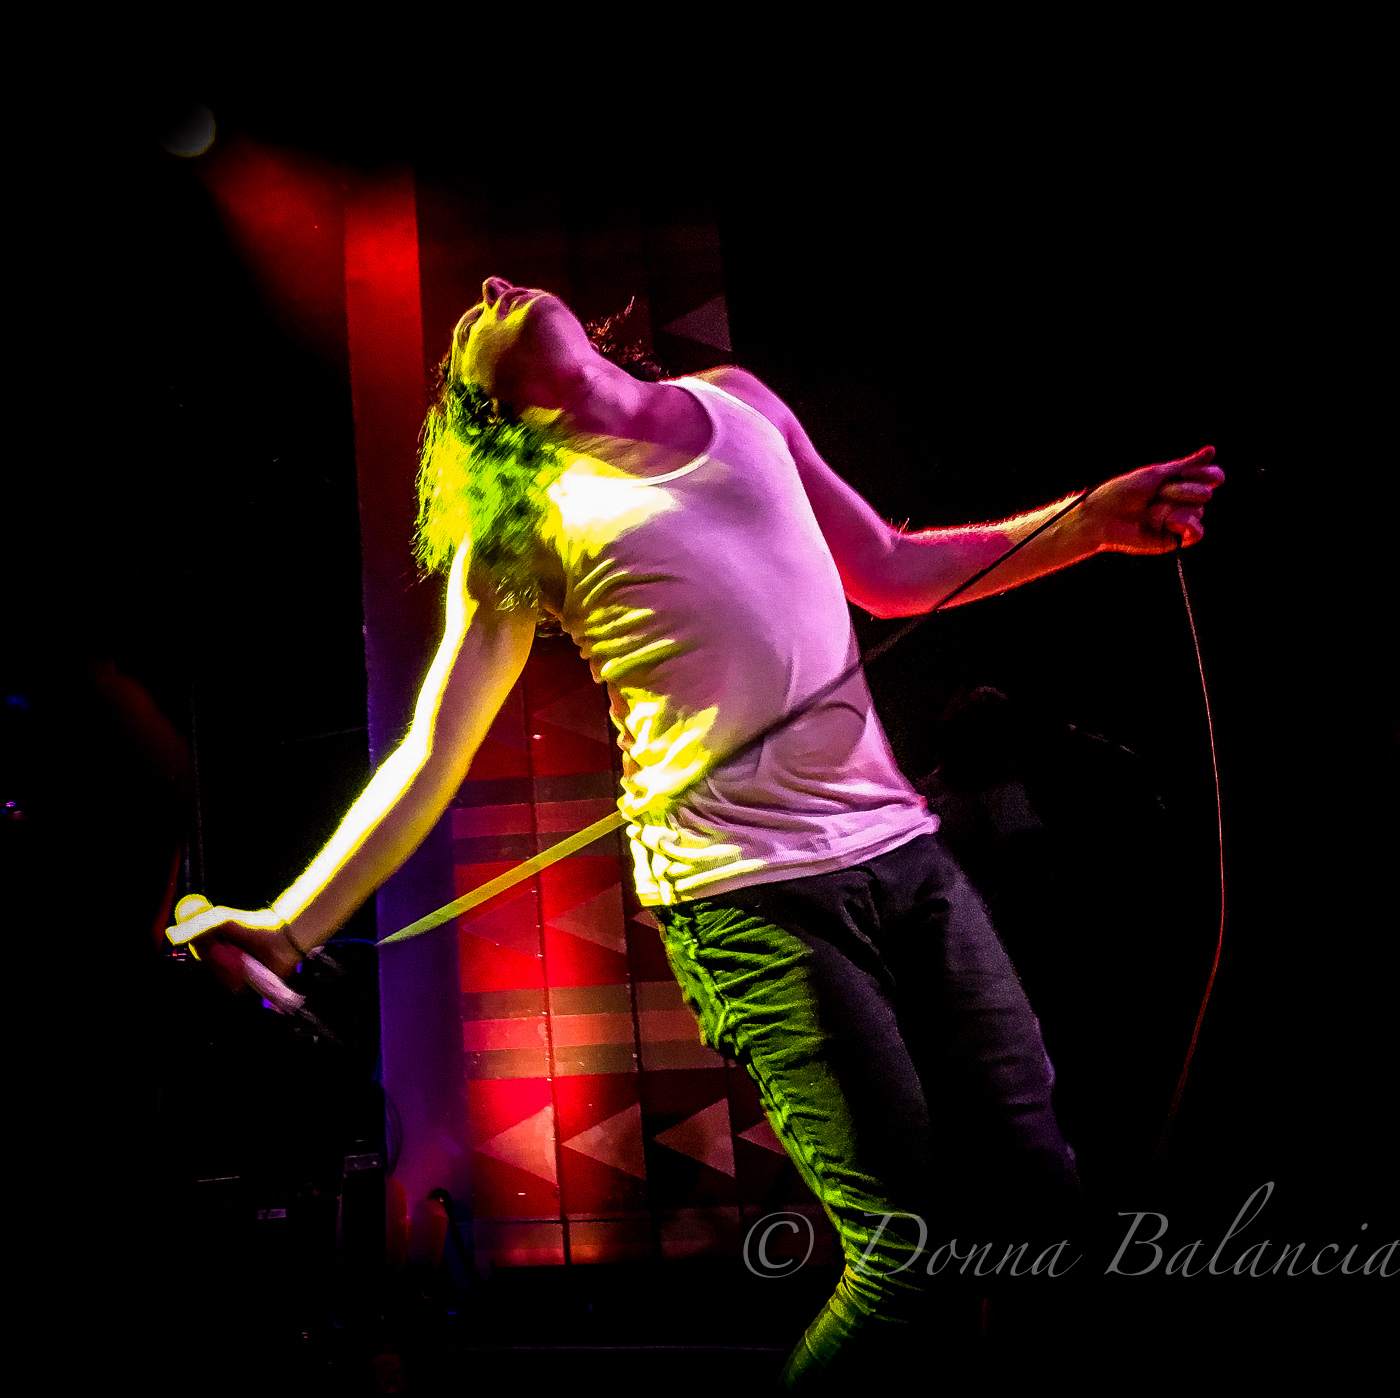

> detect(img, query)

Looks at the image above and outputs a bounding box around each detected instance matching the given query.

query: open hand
[1090,447,1224,554]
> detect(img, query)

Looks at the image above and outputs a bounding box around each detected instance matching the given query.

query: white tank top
[543,376,937,905]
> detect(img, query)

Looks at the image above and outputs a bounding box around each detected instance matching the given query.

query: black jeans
[656,834,1080,1387]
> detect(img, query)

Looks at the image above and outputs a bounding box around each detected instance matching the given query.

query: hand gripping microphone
[171,894,307,1016]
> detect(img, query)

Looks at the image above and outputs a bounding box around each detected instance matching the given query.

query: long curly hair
[414,376,569,610]
[413,298,666,611]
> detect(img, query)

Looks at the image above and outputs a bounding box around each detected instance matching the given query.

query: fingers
[1129,453,1222,502]
[201,935,254,994]
[1156,481,1217,504]
[1104,448,1219,555]
[166,896,303,1000]
[1170,467,1225,490]
[1149,449,1222,548]
[1161,447,1223,486]
[167,901,233,946]
[1147,502,1206,546]
[166,903,280,947]
[1169,445,1215,469]
[198,934,306,1010]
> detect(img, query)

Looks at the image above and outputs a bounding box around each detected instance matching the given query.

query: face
[451,276,597,413]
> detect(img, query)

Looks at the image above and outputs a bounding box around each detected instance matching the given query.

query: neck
[558,360,658,439]
[532,362,704,464]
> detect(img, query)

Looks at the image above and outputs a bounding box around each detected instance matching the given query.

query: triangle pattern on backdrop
[459,889,541,957]
[532,685,611,743]
[563,1101,647,1180]
[662,296,732,352]
[738,1117,787,1156]
[653,1098,736,1177]
[476,1103,558,1185]
[546,882,627,954]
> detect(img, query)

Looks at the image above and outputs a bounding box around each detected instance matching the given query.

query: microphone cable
[1156,538,1226,1155]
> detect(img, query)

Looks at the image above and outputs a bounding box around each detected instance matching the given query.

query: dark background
[5,63,1391,1388]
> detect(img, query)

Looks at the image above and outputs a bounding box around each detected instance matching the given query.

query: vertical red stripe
[344,169,436,763]
[347,172,467,1262]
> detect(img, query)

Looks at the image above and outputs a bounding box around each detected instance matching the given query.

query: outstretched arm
[706,368,1224,619]
[170,542,535,983]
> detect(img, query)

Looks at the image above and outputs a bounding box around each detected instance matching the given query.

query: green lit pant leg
[657,900,939,1381]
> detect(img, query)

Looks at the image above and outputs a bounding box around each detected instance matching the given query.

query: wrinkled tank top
[544,376,936,905]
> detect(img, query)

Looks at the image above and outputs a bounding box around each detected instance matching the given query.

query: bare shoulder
[690,365,795,430]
